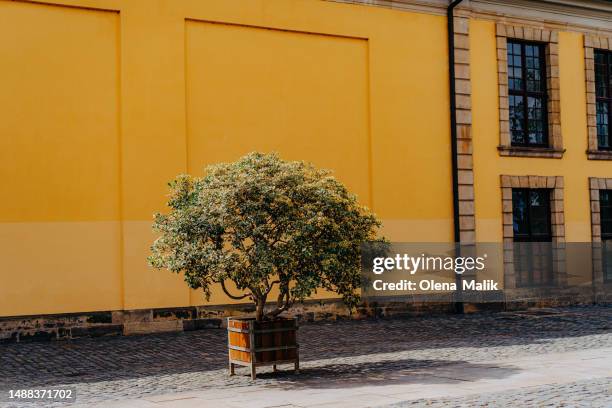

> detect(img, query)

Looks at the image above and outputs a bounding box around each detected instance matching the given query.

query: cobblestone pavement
[388,377,612,408]
[1,305,611,407]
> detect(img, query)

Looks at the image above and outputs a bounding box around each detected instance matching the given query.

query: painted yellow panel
[185,21,371,206]
[380,219,454,242]
[557,31,591,242]
[0,1,122,316]
[118,3,188,221]
[0,222,122,316]
[366,13,453,223]
[471,19,503,241]
[0,1,120,222]
[123,221,190,310]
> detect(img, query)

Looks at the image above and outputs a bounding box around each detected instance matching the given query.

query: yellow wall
[471,20,612,286]
[0,0,453,316]
[471,20,609,243]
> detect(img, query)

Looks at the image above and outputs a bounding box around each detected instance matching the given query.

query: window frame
[507,39,549,148]
[501,176,565,289]
[595,49,612,151]
[512,188,552,242]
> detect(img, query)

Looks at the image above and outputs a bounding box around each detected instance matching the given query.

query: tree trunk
[255,300,265,322]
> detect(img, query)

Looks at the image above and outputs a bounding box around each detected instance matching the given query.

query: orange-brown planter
[227,317,299,380]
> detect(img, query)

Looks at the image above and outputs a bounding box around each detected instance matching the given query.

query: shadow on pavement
[243,359,520,390]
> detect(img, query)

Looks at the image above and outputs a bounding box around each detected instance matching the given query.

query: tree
[148,152,382,321]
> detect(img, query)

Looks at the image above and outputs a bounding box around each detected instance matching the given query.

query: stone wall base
[1,288,609,343]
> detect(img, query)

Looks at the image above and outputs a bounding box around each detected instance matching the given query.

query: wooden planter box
[227,317,299,380]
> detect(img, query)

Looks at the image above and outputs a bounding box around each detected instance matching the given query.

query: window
[600,190,612,281]
[512,189,552,242]
[512,188,553,287]
[501,176,563,288]
[507,41,548,147]
[595,50,612,150]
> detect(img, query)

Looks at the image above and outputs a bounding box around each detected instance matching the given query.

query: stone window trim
[497,145,564,159]
[496,23,563,158]
[589,177,612,285]
[500,175,565,244]
[589,177,612,243]
[500,175,566,289]
[584,35,612,160]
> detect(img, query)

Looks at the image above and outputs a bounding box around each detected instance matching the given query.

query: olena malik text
[372,279,499,291]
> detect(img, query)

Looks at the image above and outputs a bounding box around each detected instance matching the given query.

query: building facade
[0,0,611,339]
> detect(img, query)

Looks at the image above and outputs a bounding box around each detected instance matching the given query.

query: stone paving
[389,377,612,408]
[1,305,611,407]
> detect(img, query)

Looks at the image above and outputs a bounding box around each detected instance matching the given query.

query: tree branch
[264,280,280,296]
[220,280,249,300]
[266,285,292,318]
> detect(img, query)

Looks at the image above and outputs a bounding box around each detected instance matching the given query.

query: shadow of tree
[234,358,519,390]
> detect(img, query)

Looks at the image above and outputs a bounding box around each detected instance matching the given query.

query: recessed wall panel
[0,1,121,315]
[185,21,371,206]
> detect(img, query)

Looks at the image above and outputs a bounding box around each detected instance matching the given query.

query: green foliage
[148,152,382,320]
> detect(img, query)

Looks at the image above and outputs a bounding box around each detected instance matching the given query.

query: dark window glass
[600,191,612,282]
[512,189,552,242]
[595,50,612,150]
[507,41,548,147]
[512,189,553,287]
[601,190,612,239]
[603,241,612,283]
